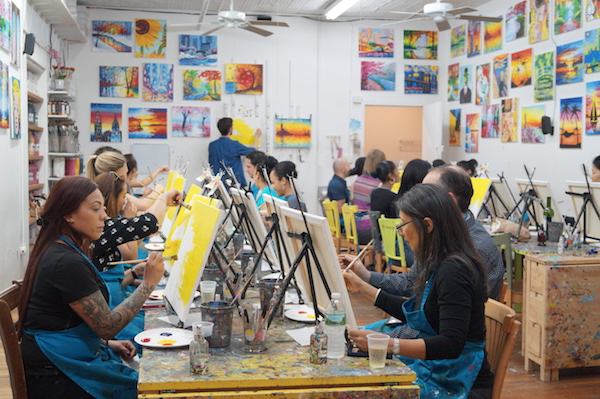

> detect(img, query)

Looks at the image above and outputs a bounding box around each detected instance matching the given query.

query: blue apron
[398,266,485,399]
[27,236,138,399]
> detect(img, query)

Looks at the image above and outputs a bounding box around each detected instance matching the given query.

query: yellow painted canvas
[165,170,176,191]
[163,184,201,267]
[231,118,260,146]
[470,178,491,217]
[162,174,185,240]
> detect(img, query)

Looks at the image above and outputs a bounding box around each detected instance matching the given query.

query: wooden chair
[322,198,342,252]
[378,216,408,273]
[0,279,27,399]
[484,298,521,399]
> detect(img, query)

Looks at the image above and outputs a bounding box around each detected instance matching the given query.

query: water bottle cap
[331,292,341,299]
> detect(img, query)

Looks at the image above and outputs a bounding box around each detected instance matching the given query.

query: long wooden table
[138,307,419,398]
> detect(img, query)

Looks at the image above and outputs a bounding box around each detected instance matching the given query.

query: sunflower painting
[534,51,555,102]
[451,25,465,58]
[584,28,600,74]
[128,108,167,139]
[449,109,461,146]
[506,1,526,42]
[448,63,459,101]
[493,54,510,98]
[467,20,481,58]
[275,118,311,148]
[484,18,503,53]
[481,104,500,138]
[465,113,480,153]
[183,69,221,101]
[501,98,519,143]
[511,48,533,88]
[225,63,263,94]
[555,0,582,34]
[521,105,545,143]
[585,80,600,135]
[556,40,583,85]
[135,19,166,58]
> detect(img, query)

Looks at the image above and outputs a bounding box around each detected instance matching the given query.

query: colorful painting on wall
[134,18,166,58]
[232,117,261,146]
[358,28,394,57]
[404,65,438,94]
[484,18,503,53]
[476,63,490,105]
[275,117,311,148]
[534,51,555,102]
[448,63,459,101]
[128,108,167,139]
[450,25,465,58]
[142,63,173,102]
[529,0,549,44]
[459,64,473,104]
[492,54,510,98]
[501,98,519,143]
[179,35,217,66]
[403,30,437,60]
[10,77,19,139]
[586,80,600,135]
[584,28,600,74]
[0,0,10,53]
[183,69,221,101]
[521,105,545,143]
[556,40,584,85]
[92,21,132,53]
[99,66,139,98]
[465,113,480,153]
[506,1,526,42]
[362,61,396,91]
[555,0,582,34]
[481,104,500,138]
[560,97,583,148]
[586,0,600,21]
[172,106,210,137]
[0,61,8,129]
[225,63,263,94]
[10,3,19,67]
[90,103,122,142]
[467,20,481,58]
[511,48,533,88]
[449,109,461,146]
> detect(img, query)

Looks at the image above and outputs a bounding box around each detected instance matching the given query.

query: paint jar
[232,233,245,259]
[200,301,235,348]
[258,278,284,319]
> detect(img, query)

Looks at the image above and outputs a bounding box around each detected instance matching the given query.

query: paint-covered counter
[138,308,419,398]
[523,254,600,381]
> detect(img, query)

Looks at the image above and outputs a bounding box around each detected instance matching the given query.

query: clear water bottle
[325,292,346,359]
[310,321,328,364]
[189,324,209,374]
[572,229,583,256]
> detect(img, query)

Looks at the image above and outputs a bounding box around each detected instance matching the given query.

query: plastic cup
[200,281,217,303]
[367,333,390,369]
[243,309,268,353]
[191,321,214,338]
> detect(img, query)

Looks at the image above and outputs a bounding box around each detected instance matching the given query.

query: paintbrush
[342,239,374,273]
[106,254,177,266]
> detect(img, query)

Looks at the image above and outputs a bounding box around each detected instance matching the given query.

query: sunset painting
[584,28,600,74]
[90,103,122,142]
[484,18,503,53]
[586,80,600,135]
[128,108,167,139]
[556,40,583,85]
[560,97,583,148]
[521,105,545,143]
[275,118,311,148]
[511,48,533,88]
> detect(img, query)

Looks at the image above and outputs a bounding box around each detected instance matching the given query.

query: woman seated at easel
[124,153,170,211]
[19,176,165,399]
[269,161,307,212]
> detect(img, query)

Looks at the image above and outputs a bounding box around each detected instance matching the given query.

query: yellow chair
[378,216,408,273]
[341,203,359,255]
[322,199,342,252]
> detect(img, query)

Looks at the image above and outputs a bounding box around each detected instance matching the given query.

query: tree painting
[534,51,555,102]
[559,97,582,148]
[99,66,139,98]
[172,106,210,137]
[362,61,396,91]
[92,20,132,52]
[183,69,221,101]
[555,0,582,34]
[403,30,437,60]
[225,63,263,94]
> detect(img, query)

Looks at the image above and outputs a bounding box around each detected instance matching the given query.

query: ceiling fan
[170,0,289,37]
[386,0,502,31]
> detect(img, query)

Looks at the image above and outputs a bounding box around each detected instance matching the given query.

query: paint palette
[149,289,200,300]
[284,306,316,323]
[145,243,165,251]
[134,328,194,348]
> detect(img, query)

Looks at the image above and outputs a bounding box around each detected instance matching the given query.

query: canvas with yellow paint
[470,178,491,217]
[232,118,261,146]
[161,174,185,240]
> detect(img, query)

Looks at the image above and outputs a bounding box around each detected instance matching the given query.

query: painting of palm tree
[560,97,582,148]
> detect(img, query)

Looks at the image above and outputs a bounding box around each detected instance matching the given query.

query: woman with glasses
[344,184,493,399]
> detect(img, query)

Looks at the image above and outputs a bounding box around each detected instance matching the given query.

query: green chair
[378,216,408,273]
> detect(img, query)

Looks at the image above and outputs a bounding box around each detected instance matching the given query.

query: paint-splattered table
[138,308,419,398]
[523,254,600,381]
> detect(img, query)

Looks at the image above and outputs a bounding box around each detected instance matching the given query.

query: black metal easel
[506,165,543,239]
[565,164,600,243]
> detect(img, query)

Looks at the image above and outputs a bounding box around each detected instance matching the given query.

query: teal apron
[27,236,138,399]
[399,266,485,399]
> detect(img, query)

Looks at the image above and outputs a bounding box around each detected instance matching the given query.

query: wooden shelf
[29,183,44,191]
[28,91,44,103]
[29,155,44,162]
[48,90,76,101]
[48,114,74,121]
[28,124,44,132]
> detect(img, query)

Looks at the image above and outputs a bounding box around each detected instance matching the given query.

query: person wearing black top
[370,161,399,218]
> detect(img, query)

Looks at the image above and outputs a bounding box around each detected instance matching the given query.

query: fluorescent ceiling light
[325,0,360,20]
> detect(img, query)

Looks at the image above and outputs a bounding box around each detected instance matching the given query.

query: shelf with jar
[48,121,82,187]
[28,90,45,193]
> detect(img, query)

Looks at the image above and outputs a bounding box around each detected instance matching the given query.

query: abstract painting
[484,18,503,53]
[99,66,139,98]
[534,51,555,102]
[92,21,132,52]
[459,64,473,104]
[449,109,461,146]
[529,0,549,44]
[232,117,261,146]
[142,63,173,102]
[179,35,217,66]
[584,28,600,74]
[556,40,583,85]
[403,30,437,60]
[501,98,519,143]
[135,18,166,58]
[0,61,8,129]
[172,106,210,137]
[183,69,221,101]
[521,105,545,143]
[90,103,122,142]
[448,63,459,101]
[586,0,600,21]
[362,61,396,91]
[555,0,582,34]
[506,1,526,42]
[128,108,167,139]
[10,77,19,139]
[560,97,583,148]
[404,65,438,94]
[476,63,490,105]
[466,113,480,153]
[358,28,394,57]
[467,20,481,58]
[586,80,600,135]
[225,63,263,94]
[492,54,509,99]
[511,48,533,88]
[0,0,10,53]
[10,3,19,67]
[275,117,311,148]
[481,104,500,138]
[450,25,465,58]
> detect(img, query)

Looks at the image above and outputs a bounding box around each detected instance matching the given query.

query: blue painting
[404,65,438,94]
[179,35,217,66]
[142,63,173,102]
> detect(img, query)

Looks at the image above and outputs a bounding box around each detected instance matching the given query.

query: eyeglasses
[395,219,414,233]
[110,171,124,182]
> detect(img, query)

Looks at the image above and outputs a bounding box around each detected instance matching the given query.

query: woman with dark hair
[345,184,493,399]
[18,176,165,399]
[245,150,267,197]
[592,155,600,183]
[397,159,432,198]
[371,161,400,218]
[250,155,285,208]
[270,161,307,212]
